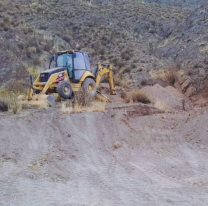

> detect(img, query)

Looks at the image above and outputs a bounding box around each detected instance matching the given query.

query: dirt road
[1,106,208,205]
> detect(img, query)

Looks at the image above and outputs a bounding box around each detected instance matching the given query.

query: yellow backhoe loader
[18,50,116,106]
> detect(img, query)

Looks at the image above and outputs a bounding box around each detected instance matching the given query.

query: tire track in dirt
[1,109,208,205]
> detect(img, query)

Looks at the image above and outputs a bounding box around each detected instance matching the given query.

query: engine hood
[41,67,65,75]
[39,67,66,82]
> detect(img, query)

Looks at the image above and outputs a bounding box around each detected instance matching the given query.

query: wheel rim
[88,83,94,93]
[64,86,69,93]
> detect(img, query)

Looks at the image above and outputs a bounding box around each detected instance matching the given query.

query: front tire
[82,78,97,97]
[57,81,73,99]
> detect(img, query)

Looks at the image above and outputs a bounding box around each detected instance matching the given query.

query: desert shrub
[0,88,22,113]
[61,91,105,113]
[126,89,150,104]
[141,78,157,86]
[100,55,106,61]
[124,67,131,73]
[4,31,15,39]
[0,101,8,112]
[3,17,10,24]
[117,61,125,68]
[62,35,71,43]
[101,75,109,83]
[18,42,24,50]
[141,79,148,86]
[99,49,105,55]
[163,68,178,86]
[120,90,127,99]
[114,76,122,86]
[29,39,38,47]
[131,90,150,103]
[61,100,105,113]
[154,99,167,112]
[0,21,4,28]
[131,63,137,68]
[3,25,9,31]
[111,58,119,65]
[7,80,27,93]
[36,46,43,54]
[27,67,40,79]
[150,67,178,86]
[32,56,41,66]
[44,43,52,52]
[121,51,130,61]
[74,91,94,107]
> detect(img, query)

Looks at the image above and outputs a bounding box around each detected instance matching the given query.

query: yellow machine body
[18,50,116,106]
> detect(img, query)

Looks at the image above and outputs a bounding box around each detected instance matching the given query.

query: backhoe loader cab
[48,51,91,83]
[18,50,116,106]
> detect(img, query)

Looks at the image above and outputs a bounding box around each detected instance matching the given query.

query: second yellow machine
[18,50,116,106]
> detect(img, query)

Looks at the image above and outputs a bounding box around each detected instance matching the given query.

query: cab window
[74,52,86,70]
[57,54,64,67]
[84,54,90,71]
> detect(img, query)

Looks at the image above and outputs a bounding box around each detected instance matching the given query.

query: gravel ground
[1,106,208,205]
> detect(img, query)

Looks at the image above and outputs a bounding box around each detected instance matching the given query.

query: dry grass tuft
[0,88,22,113]
[163,68,178,86]
[74,91,94,107]
[150,67,178,86]
[61,91,105,113]
[154,99,167,112]
[61,101,106,113]
[125,89,150,104]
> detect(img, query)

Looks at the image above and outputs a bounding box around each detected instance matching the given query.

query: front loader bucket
[17,94,55,107]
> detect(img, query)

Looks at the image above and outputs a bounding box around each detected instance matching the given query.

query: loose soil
[1,104,208,205]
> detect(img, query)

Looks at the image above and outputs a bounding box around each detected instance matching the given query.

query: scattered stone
[198,68,206,78]
[185,86,196,97]
[181,78,192,93]
[0,101,8,112]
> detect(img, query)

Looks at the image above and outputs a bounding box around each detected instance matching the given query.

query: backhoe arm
[95,64,116,95]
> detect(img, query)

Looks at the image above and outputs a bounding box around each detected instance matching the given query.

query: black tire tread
[82,78,97,97]
[57,81,73,99]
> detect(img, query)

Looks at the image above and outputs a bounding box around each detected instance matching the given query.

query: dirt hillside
[1,106,208,205]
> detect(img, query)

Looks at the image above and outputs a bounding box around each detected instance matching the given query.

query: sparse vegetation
[60,91,105,113]
[163,68,178,86]
[61,100,106,114]
[125,89,150,104]
[0,0,207,106]
[150,67,178,86]
[0,88,22,113]
[0,0,194,91]
[74,91,94,107]
[154,99,167,112]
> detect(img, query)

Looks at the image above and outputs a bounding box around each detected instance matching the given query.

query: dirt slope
[1,107,208,205]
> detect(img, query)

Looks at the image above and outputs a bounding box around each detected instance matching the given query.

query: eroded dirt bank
[1,107,208,206]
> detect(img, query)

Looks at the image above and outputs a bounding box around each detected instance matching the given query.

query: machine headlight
[58,73,64,78]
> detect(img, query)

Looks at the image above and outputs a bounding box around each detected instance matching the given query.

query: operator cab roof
[56,50,86,55]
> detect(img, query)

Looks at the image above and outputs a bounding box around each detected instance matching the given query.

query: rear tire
[82,78,97,97]
[57,81,73,99]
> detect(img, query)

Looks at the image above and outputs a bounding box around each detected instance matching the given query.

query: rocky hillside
[144,0,206,8]
[0,0,208,95]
